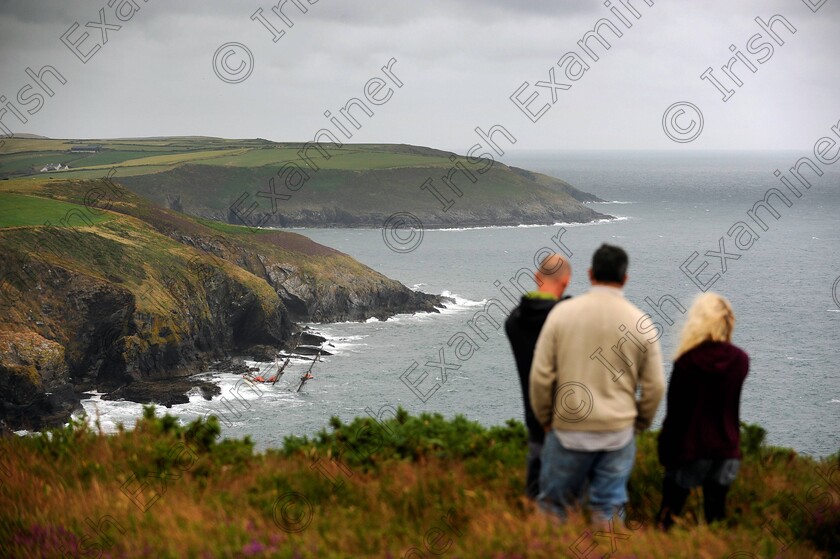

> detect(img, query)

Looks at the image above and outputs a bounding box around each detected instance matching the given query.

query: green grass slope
[0,192,112,228]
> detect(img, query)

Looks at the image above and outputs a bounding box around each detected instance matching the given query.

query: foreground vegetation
[1,409,837,558]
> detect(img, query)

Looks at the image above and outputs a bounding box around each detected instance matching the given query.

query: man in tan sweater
[530,244,665,522]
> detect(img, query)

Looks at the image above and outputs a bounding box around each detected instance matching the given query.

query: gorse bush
[280,410,527,472]
[740,420,767,457]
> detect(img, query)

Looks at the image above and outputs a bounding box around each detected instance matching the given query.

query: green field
[0,192,111,228]
[200,147,454,170]
[0,137,258,178]
[0,150,169,176]
[0,137,456,178]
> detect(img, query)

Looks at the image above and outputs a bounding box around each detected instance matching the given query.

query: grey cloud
[0,0,837,151]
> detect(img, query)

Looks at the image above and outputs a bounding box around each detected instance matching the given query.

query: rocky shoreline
[0,354,308,432]
[0,294,440,431]
[82,331,338,414]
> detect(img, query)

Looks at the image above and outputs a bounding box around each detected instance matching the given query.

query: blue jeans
[537,432,636,521]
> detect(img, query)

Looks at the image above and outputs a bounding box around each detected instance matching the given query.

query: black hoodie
[505,294,571,443]
[658,341,749,468]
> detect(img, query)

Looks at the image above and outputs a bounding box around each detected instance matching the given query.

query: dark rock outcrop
[102,378,221,408]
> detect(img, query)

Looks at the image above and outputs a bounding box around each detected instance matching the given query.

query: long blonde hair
[674,293,735,360]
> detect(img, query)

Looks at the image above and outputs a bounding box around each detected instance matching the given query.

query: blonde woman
[656,293,749,529]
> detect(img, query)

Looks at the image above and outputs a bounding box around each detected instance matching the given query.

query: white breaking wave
[439,290,485,306]
[78,396,164,434]
[598,215,629,221]
[435,224,544,232]
[433,217,628,232]
[437,291,486,314]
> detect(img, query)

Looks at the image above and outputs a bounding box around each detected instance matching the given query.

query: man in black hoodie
[504,254,572,500]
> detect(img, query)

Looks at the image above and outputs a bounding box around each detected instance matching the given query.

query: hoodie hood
[679,341,746,374]
[516,294,570,328]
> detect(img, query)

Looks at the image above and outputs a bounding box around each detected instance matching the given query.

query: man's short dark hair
[592,244,628,283]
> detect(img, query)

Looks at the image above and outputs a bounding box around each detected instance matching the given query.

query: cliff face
[0,179,440,429]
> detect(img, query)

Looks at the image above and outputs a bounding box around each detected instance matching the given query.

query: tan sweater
[529,287,665,433]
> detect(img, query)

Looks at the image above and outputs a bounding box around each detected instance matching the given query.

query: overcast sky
[1,0,837,152]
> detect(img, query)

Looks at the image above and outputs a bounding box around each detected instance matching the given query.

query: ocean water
[81,151,840,457]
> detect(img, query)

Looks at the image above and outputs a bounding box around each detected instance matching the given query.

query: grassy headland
[0,137,608,227]
[0,409,837,558]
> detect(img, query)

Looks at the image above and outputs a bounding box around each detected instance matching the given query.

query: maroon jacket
[658,341,749,469]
